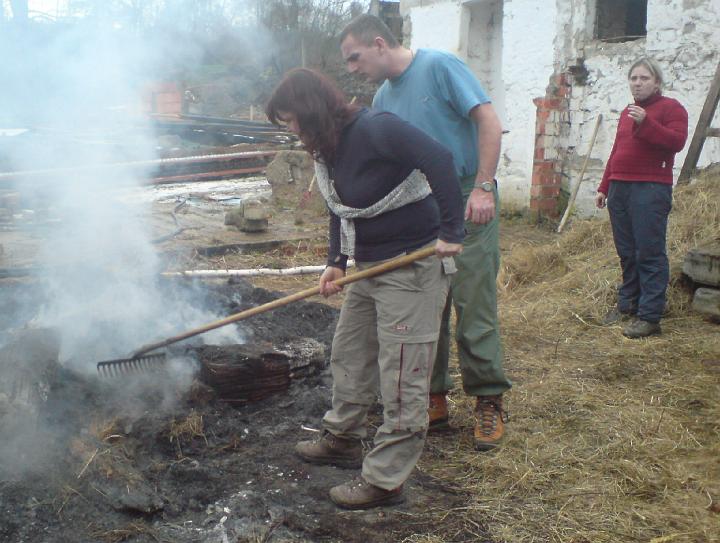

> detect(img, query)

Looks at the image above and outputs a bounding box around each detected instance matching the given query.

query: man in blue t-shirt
[339,14,512,451]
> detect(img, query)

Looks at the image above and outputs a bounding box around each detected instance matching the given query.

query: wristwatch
[474,181,495,192]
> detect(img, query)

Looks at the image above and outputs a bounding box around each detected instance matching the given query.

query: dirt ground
[1,172,718,543]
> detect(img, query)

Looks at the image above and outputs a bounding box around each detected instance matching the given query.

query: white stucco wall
[562,0,720,216]
[400,0,720,216]
[497,0,556,209]
[408,2,468,54]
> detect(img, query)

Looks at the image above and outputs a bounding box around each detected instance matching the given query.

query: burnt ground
[0,279,477,543]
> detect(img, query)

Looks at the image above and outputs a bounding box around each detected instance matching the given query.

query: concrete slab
[683,242,720,287]
[692,287,720,320]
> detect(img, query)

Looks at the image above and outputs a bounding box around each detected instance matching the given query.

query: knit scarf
[314,161,432,257]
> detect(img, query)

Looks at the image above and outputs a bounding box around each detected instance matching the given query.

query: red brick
[536,109,550,122]
[533,173,561,187]
[534,98,563,110]
[532,161,556,176]
[531,185,561,198]
[530,197,560,215]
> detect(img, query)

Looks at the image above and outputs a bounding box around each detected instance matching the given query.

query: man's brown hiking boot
[428,393,450,432]
[294,431,363,468]
[474,395,508,451]
[329,477,405,510]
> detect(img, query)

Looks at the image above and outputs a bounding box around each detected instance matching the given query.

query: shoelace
[476,399,509,435]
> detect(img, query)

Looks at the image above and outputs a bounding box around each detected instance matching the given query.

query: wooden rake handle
[133,245,437,357]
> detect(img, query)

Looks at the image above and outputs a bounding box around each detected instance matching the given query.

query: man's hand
[465,188,496,224]
[435,239,463,257]
[627,105,647,124]
[595,192,607,209]
[319,266,345,297]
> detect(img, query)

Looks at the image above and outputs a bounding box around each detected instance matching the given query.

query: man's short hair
[339,14,400,48]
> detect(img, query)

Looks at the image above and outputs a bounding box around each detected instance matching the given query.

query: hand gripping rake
[96,246,436,377]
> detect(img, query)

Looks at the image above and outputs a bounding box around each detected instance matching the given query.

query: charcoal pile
[0,279,467,543]
[196,338,326,403]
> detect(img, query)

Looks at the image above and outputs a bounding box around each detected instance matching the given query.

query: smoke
[0,13,253,371]
[0,7,271,479]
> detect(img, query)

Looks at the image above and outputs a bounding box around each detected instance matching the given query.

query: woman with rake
[266,68,464,509]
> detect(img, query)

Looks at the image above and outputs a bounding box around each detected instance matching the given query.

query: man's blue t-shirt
[373,48,490,179]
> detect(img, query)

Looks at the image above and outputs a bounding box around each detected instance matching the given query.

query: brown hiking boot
[474,395,508,451]
[329,477,405,510]
[428,393,450,432]
[295,431,363,468]
[622,319,661,338]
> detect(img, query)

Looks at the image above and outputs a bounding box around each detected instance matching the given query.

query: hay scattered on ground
[417,172,720,543]
[168,409,208,457]
[193,171,720,542]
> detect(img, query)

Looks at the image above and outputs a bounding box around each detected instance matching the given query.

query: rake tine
[96,353,167,378]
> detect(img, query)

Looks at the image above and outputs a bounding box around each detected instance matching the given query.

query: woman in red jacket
[595,57,688,338]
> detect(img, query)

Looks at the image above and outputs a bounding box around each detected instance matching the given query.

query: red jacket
[598,94,688,195]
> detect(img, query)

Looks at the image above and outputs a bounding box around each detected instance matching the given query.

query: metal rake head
[96,353,167,378]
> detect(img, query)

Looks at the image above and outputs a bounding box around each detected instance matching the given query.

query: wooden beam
[678,60,720,184]
[706,127,720,138]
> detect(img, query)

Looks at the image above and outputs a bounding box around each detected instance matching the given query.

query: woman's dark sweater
[326,109,464,269]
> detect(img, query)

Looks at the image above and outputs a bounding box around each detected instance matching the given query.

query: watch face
[480,182,493,191]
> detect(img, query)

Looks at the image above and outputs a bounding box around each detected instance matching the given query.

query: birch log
[162,261,355,278]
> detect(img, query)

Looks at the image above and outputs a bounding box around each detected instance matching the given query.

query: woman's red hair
[266,68,359,164]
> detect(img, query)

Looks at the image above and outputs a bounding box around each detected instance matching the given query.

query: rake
[96,246,437,377]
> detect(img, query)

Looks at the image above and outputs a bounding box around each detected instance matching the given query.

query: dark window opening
[595,0,647,42]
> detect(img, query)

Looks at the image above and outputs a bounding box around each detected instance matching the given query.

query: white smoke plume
[0,9,256,375]
[0,4,273,476]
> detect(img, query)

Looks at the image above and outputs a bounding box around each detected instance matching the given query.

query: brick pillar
[530,74,570,218]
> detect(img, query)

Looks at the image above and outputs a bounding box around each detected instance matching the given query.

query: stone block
[691,288,720,320]
[225,199,269,233]
[683,242,720,287]
[264,150,326,219]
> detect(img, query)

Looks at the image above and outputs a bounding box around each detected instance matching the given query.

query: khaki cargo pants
[322,249,453,490]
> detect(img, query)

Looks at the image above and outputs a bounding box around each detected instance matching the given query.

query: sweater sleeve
[366,112,465,243]
[633,100,688,152]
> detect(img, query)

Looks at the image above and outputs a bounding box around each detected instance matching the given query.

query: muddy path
[0,280,478,543]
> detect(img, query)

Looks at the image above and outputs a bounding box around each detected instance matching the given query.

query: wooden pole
[678,59,720,184]
[557,114,602,233]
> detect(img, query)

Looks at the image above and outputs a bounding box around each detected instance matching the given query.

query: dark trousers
[607,181,672,323]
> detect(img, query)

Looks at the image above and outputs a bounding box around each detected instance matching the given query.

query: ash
[0,279,466,543]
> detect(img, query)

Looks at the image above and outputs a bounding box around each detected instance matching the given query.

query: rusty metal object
[0,150,278,186]
[199,348,291,404]
[150,166,267,185]
[195,340,325,404]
